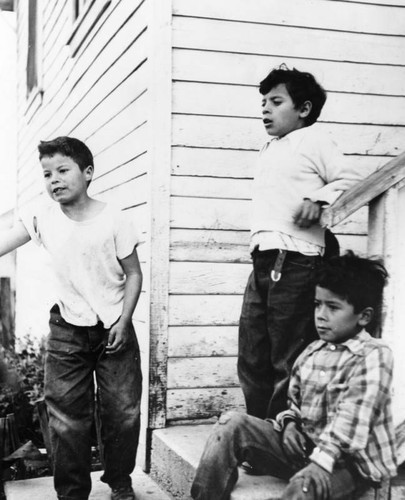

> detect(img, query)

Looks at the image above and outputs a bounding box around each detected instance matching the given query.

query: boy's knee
[216,411,250,439]
[218,411,247,427]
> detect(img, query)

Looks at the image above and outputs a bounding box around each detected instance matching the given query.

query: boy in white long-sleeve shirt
[238,66,364,422]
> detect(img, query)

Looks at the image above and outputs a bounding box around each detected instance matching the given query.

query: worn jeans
[238,250,320,419]
[45,305,142,500]
[191,411,368,500]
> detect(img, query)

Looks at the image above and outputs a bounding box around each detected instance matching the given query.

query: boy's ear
[299,100,312,119]
[84,165,94,181]
[358,307,374,327]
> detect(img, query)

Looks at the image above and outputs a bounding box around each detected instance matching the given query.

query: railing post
[368,182,405,424]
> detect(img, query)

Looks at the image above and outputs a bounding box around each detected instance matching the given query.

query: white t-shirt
[19,202,140,328]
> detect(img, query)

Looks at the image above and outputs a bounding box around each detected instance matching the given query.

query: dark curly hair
[316,251,388,335]
[259,65,327,126]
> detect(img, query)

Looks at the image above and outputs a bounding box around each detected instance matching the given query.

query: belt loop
[271,250,287,282]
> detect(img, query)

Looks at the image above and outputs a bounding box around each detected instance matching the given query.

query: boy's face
[41,153,93,205]
[314,286,372,344]
[261,83,309,138]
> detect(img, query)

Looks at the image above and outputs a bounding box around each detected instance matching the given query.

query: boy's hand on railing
[282,420,308,469]
[294,199,322,228]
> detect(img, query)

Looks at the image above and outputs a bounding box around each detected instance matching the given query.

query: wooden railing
[321,151,405,228]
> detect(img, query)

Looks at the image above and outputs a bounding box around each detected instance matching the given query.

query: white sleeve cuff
[309,447,335,473]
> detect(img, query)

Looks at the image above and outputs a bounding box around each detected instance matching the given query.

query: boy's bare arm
[0,221,31,256]
[106,246,143,354]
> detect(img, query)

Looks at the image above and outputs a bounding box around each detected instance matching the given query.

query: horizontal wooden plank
[172,115,405,157]
[173,48,405,96]
[96,176,148,215]
[90,124,148,181]
[343,0,405,5]
[173,81,405,125]
[169,294,245,326]
[168,326,238,357]
[167,357,239,388]
[170,262,250,294]
[172,147,255,178]
[167,387,245,420]
[169,228,367,264]
[170,197,367,234]
[173,16,405,66]
[91,152,148,194]
[172,146,387,179]
[171,176,251,200]
[173,0,405,36]
[170,228,251,263]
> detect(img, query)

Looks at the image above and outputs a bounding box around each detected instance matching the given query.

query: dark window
[26,0,38,94]
[73,0,90,21]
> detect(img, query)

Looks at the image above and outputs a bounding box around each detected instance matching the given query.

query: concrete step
[5,467,172,500]
[151,423,405,500]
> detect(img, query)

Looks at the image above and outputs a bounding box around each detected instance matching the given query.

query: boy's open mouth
[53,187,65,194]
[263,119,272,126]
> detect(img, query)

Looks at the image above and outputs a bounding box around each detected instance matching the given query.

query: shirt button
[320,370,326,377]
[330,344,336,351]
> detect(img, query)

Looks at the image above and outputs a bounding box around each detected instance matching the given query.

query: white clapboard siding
[167,387,245,420]
[172,16,405,66]
[93,124,148,179]
[168,326,238,357]
[169,295,244,327]
[173,0,405,36]
[170,262,251,295]
[173,48,405,97]
[168,357,239,389]
[170,228,251,264]
[91,151,148,194]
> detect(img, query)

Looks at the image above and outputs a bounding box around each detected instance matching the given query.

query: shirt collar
[306,329,371,357]
[268,125,315,150]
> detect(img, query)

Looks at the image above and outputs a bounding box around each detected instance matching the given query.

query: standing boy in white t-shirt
[0,137,142,500]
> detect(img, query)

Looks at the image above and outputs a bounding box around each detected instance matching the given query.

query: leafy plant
[0,335,45,446]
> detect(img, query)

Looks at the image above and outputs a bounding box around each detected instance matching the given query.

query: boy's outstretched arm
[0,221,31,257]
[106,246,143,354]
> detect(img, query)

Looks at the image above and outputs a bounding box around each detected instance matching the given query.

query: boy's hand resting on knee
[294,199,322,228]
[106,319,131,354]
[290,463,331,500]
[282,421,308,469]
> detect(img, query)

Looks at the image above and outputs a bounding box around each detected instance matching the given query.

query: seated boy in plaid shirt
[191,252,397,500]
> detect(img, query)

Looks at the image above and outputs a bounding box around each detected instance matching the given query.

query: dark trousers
[191,411,367,500]
[238,250,320,419]
[45,305,142,500]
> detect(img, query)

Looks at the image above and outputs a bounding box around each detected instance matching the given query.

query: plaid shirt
[276,330,397,481]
